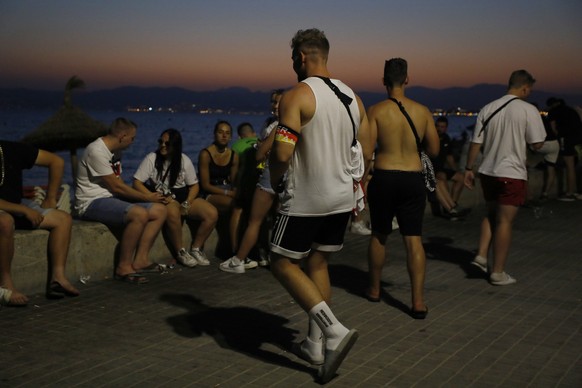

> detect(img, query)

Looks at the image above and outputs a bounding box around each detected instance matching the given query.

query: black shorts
[270,211,351,259]
[368,169,426,236]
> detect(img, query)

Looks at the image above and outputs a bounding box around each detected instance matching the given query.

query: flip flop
[135,263,162,273]
[114,273,149,285]
[47,281,80,298]
[0,287,27,307]
[363,290,381,303]
[410,305,429,320]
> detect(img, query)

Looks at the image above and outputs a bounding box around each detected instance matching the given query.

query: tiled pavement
[1,199,581,387]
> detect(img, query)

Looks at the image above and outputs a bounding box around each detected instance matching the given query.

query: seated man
[75,118,167,285]
[0,140,79,306]
[431,117,469,219]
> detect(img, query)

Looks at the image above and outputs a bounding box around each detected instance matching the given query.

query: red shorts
[480,174,527,206]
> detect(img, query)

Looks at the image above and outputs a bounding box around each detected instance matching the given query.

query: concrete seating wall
[11,155,545,296]
[13,221,218,295]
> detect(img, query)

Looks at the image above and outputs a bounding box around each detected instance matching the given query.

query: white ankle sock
[309,301,349,350]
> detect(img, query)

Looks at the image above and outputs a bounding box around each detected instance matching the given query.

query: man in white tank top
[268,28,372,383]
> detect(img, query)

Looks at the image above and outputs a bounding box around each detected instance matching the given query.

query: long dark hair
[155,128,183,188]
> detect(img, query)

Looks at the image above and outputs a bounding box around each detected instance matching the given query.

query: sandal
[114,273,150,285]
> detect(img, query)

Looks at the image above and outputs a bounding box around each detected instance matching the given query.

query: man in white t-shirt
[75,118,167,284]
[464,70,545,286]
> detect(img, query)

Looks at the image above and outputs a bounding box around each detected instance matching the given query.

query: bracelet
[465,166,473,171]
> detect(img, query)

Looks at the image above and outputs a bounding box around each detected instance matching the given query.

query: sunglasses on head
[157,139,170,147]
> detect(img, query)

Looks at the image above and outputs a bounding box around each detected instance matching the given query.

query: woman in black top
[198,120,242,256]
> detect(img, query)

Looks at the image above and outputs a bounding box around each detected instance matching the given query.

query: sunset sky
[1,0,581,94]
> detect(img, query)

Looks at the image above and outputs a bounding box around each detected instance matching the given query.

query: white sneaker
[177,248,197,268]
[558,194,576,202]
[190,248,210,266]
[471,255,488,273]
[219,256,245,274]
[350,221,371,235]
[292,337,324,365]
[243,258,258,270]
[489,271,517,286]
[258,249,269,267]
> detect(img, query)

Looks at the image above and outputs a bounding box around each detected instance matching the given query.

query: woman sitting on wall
[133,128,218,268]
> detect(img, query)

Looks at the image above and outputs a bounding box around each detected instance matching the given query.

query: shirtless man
[365,58,439,319]
[269,28,372,383]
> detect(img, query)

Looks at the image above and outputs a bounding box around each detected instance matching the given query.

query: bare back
[368,97,439,171]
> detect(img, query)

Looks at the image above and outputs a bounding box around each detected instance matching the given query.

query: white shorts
[257,167,275,195]
[536,140,559,165]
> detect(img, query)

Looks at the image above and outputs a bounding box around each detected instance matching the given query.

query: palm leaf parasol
[21,76,108,180]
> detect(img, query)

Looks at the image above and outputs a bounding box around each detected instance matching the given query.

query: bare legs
[366,232,387,300]
[0,212,27,305]
[188,198,218,250]
[235,188,274,260]
[270,252,328,311]
[477,217,492,258]
[435,171,466,212]
[0,209,78,305]
[40,209,78,295]
[367,231,427,312]
[117,203,166,276]
[435,179,456,212]
[207,194,240,253]
[478,202,519,273]
[403,236,426,312]
[450,173,466,203]
[163,199,218,257]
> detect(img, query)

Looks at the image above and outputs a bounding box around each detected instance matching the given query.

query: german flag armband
[275,124,300,146]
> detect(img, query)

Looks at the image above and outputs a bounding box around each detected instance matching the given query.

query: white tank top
[278,77,360,216]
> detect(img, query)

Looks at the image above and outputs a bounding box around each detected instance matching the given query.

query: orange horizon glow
[1,2,581,95]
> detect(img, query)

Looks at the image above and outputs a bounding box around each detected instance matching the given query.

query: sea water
[0,109,476,186]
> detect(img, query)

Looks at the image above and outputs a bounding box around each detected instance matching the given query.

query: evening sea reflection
[0,110,476,187]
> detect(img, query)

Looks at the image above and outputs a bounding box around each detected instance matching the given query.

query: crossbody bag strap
[157,162,172,185]
[315,76,357,147]
[478,97,520,136]
[388,97,422,154]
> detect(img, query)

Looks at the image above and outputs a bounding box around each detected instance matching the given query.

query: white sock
[307,317,323,343]
[309,301,349,350]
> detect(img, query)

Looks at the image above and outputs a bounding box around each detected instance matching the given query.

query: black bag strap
[159,165,172,183]
[388,97,423,155]
[478,97,519,136]
[315,76,357,146]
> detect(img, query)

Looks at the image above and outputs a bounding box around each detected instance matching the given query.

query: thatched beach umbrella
[21,76,108,180]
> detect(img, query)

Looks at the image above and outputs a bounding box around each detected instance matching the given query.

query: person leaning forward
[74,118,168,285]
[0,140,80,306]
[268,28,372,383]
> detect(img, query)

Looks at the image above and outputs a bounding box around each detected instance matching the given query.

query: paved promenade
[1,199,581,387]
